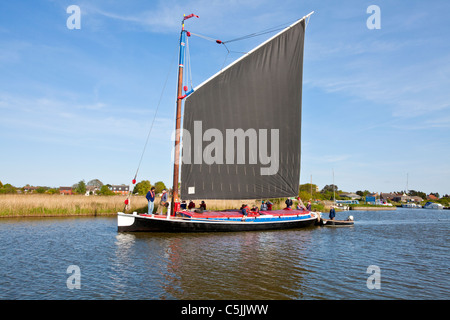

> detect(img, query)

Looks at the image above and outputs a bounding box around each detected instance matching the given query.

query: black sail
[181,18,305,200]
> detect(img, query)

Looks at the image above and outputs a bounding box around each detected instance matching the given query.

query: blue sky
[1,0,449,195]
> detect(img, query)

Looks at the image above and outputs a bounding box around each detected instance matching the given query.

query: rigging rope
[134,46,178,181]
[191,18,300,45]
[190,18,302,70]
[185,34,193,90]
[125,42,179,211]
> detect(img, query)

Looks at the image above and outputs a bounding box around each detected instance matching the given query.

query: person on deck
[285,198,293,209]
[188,200,195,210]
[146,187,156,215]
[306,200,312,211]
[267,201,273,211]
[180,200,187,210]
[260,201,268,211]
[251,205,259,213]
[157,189,168,214]
[240,204,249,216]
[329,206,336,220]
[199,201,206,210]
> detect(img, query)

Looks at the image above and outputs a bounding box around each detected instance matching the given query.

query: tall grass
[0,194,147,217]
[0,194,295,217]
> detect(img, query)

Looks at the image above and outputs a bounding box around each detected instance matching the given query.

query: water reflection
[130,229,317,299]
[1,211,448,300]
[115,233,137,252]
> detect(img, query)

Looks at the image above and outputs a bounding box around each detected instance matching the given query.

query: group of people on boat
[145,187,168,215]
[180,200,207,212]
[145,185,315,217]
[284,198,312,211]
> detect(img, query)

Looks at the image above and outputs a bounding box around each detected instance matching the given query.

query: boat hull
[318,218,354,227]
[118,211,319,232]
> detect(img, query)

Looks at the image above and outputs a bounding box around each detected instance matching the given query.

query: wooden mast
[171,14,197,215]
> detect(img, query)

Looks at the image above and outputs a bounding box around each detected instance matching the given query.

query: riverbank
[350,206,397,211]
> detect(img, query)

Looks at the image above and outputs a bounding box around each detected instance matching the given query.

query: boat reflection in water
[159,230,315,299]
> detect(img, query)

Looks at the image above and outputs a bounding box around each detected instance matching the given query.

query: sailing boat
[118,12,319,232]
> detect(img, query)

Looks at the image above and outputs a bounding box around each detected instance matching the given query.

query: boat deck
[140,208,314,222]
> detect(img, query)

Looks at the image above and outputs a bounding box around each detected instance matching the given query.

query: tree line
[298,183,448,202]
[0,179,168,195]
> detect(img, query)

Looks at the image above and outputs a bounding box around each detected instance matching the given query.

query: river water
[0,208,448,300]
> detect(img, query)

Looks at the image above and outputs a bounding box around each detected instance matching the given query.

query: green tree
[0,183,17,194]
[134,180,151,195]
[299,183,318,192]
[36,187,47,194]
[298,190,313,202]
[321,184,338,193]
[299,183,321,200]
[98,185,115,195]
[46,188,59,194]
[356,190,370,197]
[154,181,167,194]
[87,179,103,188]
[73,180,87,194]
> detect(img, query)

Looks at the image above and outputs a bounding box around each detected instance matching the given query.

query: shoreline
[7,194,442,218]
[0,212,118,218]
[350,206,397,211]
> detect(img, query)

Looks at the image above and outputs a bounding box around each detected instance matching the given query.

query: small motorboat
[318,215,354,227]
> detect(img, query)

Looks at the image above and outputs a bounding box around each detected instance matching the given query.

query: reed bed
[0,194,147,217]
[0,194,286,217]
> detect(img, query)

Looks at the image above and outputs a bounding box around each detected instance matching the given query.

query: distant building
[393,193,408,202]
[85,185,100,196]
[109,185,129,195]
[408,196,423,202]
[427,194,439,200]
[23,186,38,193]
[380,193,398,201]
[381,193,423,203]
[59,187,73,195]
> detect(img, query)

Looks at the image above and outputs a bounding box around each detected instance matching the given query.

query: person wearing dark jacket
[285,198,293,209]
[329,206,336,220]
[146,187,156,214]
